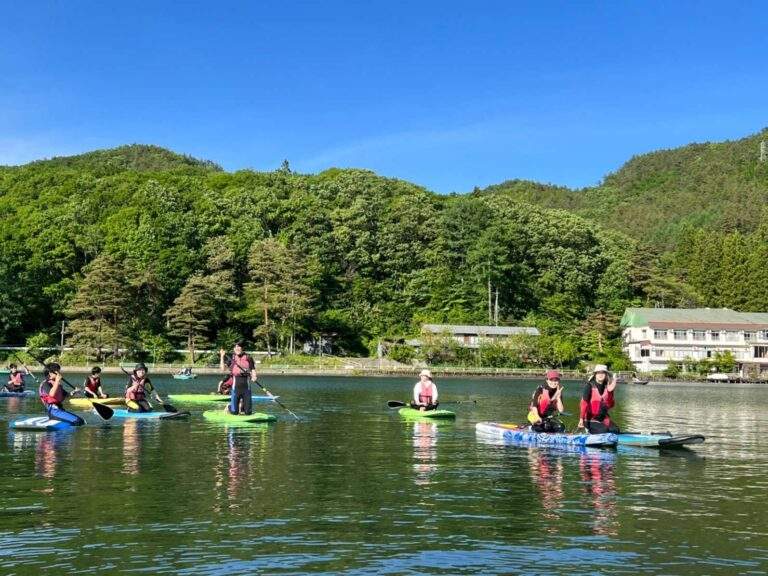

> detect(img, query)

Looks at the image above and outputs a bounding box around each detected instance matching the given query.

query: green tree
[65,254,132,360]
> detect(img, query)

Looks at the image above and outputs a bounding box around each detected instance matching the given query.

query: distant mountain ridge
[477,128,768,247]
[15,144,223,176]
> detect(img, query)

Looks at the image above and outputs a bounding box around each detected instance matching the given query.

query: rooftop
[621,308,768,329]
[422,324,540,336]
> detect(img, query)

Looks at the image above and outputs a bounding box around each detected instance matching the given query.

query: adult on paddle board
[411,369,439,411]
[528,369,565,432]
[83,366,108,399]
[125,363,162,412]
[219,341,257,415]
[4,363,28,393]
[39,363,85,426]
[578,364,620,434]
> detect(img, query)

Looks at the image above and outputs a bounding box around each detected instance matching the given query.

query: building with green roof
[621,307,768,375]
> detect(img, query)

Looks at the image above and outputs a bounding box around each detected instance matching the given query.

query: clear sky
[2,1,766,192]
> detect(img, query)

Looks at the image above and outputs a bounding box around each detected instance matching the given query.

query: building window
[745,332,754,342]
[725,331,739,342]
[653,329,667,340]
[754,346,768,359]
[711,331,720,341]
[640,349,650,357]
[692,330,705,341]
[654,349,665,358]
[641,329,647,338]
[761,331,768,341]
[674,330,687,341]
[674,350,686,359]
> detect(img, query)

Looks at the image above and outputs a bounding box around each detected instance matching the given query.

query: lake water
[1,375,766,575]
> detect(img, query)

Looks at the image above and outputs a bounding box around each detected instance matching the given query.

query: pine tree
[65,254,132,360]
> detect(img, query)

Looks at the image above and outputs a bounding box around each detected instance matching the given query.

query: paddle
[120,366,177,413]
[12,353,39,383]
[27,355,113,420]
[387,399,476,409]
[252,378,300,420]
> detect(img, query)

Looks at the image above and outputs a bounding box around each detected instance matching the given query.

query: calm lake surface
[1,375,766,575]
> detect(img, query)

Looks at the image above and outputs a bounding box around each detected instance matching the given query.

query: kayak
[398,407,456,419]
[110,409,191,420]
[202,410,277,423]
[476,422,618,448]
[168,394,278,404]
[0,390,34,398]
[10,416,72,431]
[173,374,197,380]
[619,432,705,448]
[67,397,126,409]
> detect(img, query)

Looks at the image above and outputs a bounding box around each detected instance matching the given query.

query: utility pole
[60,321,66,350]
[761,141,767,163]
[494,288,499,325]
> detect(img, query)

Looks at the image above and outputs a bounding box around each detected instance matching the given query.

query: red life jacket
[39,379,64,406]
[535,387,558,417]
[9,372,24,387]
[85,376,101,394]
[230,354,251,378]
[418,382,435,404]
[583,382,614,421]
[126,376,148,401]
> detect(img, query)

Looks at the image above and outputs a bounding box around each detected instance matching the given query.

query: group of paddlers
[408,364,620,434]
[3,341,261,425]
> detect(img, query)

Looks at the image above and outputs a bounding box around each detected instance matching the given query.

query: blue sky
[2,1,766,192]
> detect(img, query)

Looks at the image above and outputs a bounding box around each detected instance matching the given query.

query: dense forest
[2,129,768,368]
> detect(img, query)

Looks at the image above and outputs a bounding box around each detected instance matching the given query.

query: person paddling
[39,363,85,426]
[219,342,257,415]
[411,369,439,411]
[528,369,565,432]
[578,364,620,434]
[83,366,108,399]
[5,363,28,393]
[216,375,233,396]
[125,363,161,412]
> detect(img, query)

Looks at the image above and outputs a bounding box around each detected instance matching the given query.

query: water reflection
[122,419,141,476]
[579,449,618,536]
[411,421,438,486]
[527,449,564,530]
[213,426,270,512]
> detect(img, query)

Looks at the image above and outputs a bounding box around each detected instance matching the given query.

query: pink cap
[545,369,561,380]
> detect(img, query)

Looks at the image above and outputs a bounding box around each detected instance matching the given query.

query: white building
[621,307,768,374]
[407,324,540,349]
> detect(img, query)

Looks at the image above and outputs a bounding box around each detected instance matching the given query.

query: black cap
[134,362,147,371]
[91,366,101,374]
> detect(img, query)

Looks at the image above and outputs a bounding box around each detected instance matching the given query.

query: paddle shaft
[12,353,39,383]
[253,378,300,420]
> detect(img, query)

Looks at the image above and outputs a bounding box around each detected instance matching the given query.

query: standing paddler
[39,362,85,426]
[219,341,257,416]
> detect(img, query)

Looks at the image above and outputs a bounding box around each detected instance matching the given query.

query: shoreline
[17,365,768,384]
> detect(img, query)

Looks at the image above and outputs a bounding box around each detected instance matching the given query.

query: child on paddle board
[528,369,565,432]
[219,342,257,415]
[39,363,85,426]
[216,375,233,395]
[125,363,162,412]
[5,363,28,393]
[578,364,620,433]
[83,366,108,399]
[411,369,439,411]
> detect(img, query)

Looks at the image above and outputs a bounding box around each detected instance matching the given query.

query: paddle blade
[92,402,114,420]
[387,400,407,408]
[162,403,178,413]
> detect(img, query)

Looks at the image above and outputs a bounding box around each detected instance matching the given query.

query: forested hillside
[2,130,767,368]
